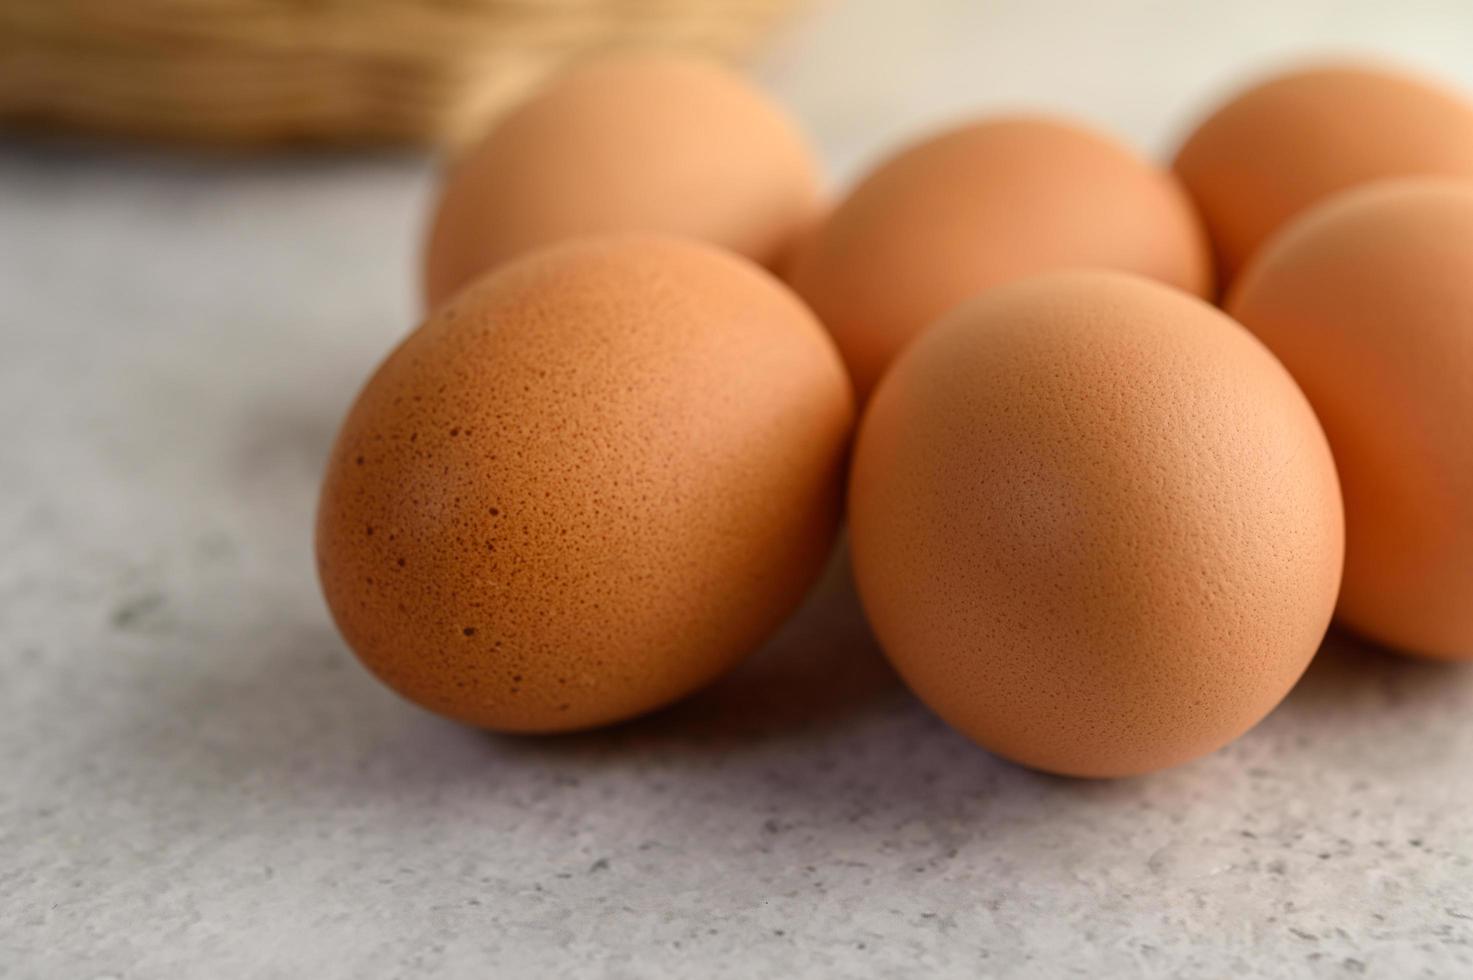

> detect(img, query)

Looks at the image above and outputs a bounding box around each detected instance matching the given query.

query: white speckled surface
[5,2,1473,977]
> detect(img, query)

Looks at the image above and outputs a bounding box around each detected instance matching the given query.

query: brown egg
[1173,62,1473,283]
[1229,179,1473,661]
[848,271,1343,778]
[422,54,821,310]
[788,116,1212,399]
[319,235,854,732]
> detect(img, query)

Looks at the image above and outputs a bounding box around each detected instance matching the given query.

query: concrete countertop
[5,1,1473,976]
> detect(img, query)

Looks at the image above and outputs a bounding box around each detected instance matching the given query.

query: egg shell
[319,235,854,732]
[848,270,1344,778]
[788,116,1212,399]
[422,54,821,310]
[1228,178,1473,661]
[1173,62,1473,283]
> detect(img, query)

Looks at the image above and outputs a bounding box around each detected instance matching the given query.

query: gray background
[5,1,1473,976]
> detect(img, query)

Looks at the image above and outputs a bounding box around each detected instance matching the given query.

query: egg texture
[422,54,821,310]
[848,271,1343,777]
[1173,63,1473,282]
[1229,179,1473,661]
[788,116,1212,398]
[319,235,854,732]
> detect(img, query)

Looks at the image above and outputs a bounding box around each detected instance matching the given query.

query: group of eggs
[317,54,1473,778]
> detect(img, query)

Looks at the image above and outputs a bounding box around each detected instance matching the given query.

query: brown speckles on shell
[317,235,854,732]
[848,271,1344,778]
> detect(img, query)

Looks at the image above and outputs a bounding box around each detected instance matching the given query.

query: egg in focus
[1229,178,1473,661]
[422,54,822,310]
[847,271,1344,777]
[788,116,1212,399]
[1173,62,1473,283]
[319,235,854,732]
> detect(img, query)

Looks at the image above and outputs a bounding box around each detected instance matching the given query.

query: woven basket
[0,0,799,149]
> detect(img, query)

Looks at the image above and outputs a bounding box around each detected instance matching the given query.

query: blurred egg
[1228,179,1473,661]
[788,116,1212,398]
[422,54,821,309]
[1174,62,1473,282]
[319,235,854,731]
[848,271,1343,777]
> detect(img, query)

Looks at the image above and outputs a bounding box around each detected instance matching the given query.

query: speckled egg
[848,271,1344,777]
[788,116,1213,399]
[318,235,854,732]
[1174,62,1473,282]
[422,54,822,310]
[1229,179,1473,661]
